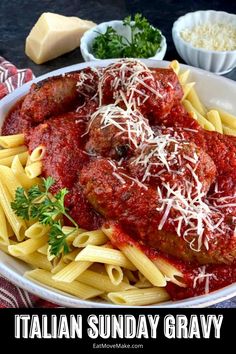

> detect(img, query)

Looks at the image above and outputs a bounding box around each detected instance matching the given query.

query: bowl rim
[172,9,236,55]
[0,58,236,308]
[80,19,167,61]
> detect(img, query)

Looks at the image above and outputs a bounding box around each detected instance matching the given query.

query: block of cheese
[25,12,96,64]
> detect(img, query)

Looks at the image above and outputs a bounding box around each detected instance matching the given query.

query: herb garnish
[92,13,162,59]
[11,177,78,257]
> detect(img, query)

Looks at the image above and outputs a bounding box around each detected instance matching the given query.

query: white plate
[1,59,236,308]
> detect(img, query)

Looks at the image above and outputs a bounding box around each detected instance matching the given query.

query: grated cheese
[193,266,218,294]
[180,22,236,51]
[77,58,236,256]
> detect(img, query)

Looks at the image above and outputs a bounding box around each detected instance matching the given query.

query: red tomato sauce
[2,62,236,301]
[1,98,31,135]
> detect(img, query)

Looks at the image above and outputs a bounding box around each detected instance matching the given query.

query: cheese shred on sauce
[180,22,236,51]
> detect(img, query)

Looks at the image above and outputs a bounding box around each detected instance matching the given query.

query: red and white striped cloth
[0,57,34,99]
[0,57,57,308]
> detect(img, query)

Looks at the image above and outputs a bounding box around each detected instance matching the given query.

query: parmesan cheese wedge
[25,12,96,64]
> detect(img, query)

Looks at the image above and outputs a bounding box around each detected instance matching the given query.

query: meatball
[85,105,153,158]
[80,158,236,265]
[99,59,183,119]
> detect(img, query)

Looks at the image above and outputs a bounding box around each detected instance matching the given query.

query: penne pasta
[169,60,180,75]
[77,270,134,292]
[0,134,24,148]
[0,240,10,253]
[25,161,42,179]
[183,100,215,131]
[222,125,236,137]
[18,252,52,271]
[215,108,236,129]
[75,244,136,271]
[11,155,41,189]
[182,82,195,101]
[122,275,130,284]
[0,239,17,254]
[25,269,103,299]
[0,151,29,167]
[0,145,27,159]
[0,203,9,245]
[30,145,46,162]
[51,258,68,274]
[121,245,167,287]
[99,293,110,302]
[25,222,50,239]
[62,226,86,245]
[154,258,186,287]
[187,86,207,116]
[134,279,153,289]
[0,180,26,241]
[89,263,106,274]
[102,225,166,287]
[178,69,190,85]
[108,288,170,306]
[52,260,92,283]
[0,165,22,198]
[73,230,108,248]
[37,243,48,255]
[6,220,14,238]
[105,264,123,286]
[206,110,223,134]
[62,249,80,263]
[123,269,139,283]
[8,234,48,256]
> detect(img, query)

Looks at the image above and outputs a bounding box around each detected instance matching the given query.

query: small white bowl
[80,20,167,61]
[172,10,236,75]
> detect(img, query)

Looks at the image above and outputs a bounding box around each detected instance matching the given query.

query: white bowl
[172,10,236,74]
[1,59,236,307]
[80,20,167,61]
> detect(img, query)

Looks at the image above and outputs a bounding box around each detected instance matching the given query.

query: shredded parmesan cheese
[181,22,236,51]
[193,266,218,294]
[78,58,236,255]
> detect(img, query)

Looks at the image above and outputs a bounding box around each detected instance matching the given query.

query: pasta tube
[0,145,27,159]
[0,134,24,148]
[206,110,223,134]
[25,269,103,299]
[25,222,50,239]
[25,161,42,179]
[8,234,48,256]
[102,224,166,287]
[11,155,41,189]
[105,264,123,286]
[77,270,134,292]
[0,151,28,167]
[30,145,46,162]
[0,180,26,241]
[52,260,92,282]
[0,203,9,245]
[73,230,108,248]
[108,288,170,306]
[187,86,207,116]
[75,245,136,270]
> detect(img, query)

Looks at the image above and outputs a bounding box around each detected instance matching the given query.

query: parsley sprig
[92,13,162,59]
[11,177,78,257]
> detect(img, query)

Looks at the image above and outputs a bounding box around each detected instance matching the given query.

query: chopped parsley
[92,13,162,59]
[11,177,78,257]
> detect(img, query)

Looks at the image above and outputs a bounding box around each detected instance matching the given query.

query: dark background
[0,0,236,308]
[0,0,236,78]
